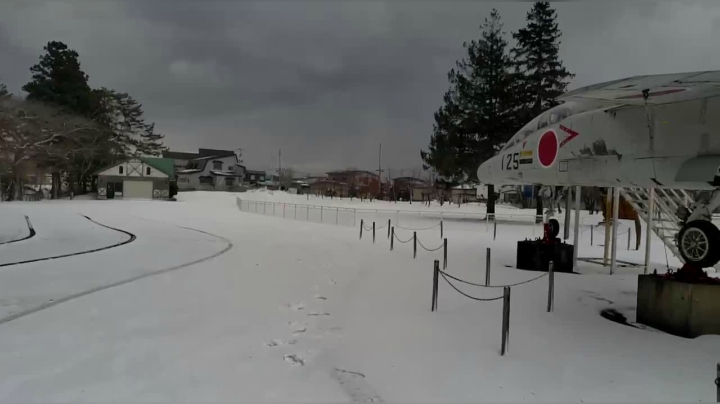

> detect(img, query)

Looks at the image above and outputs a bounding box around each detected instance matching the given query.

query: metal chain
[396,222,441,231]
[393,232,413,244]
[417,238,444,252]
[439,269,547,288]
[439,272,504,301]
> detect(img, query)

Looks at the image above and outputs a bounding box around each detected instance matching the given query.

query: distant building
[392,177,427,201]
[176,151,245,191]
[325,170,380,197]
[245,170,266,186]
[163,148,239,176]
[95,157,175,200]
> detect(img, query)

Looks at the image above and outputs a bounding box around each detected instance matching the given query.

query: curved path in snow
[0,215,136,268]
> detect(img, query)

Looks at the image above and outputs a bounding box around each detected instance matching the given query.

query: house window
[199,176,213,184]
[250,175,255,180]
[119,166,123,174]
[225,177,234,186]
[213,161,222,170]
[146,167,151,175]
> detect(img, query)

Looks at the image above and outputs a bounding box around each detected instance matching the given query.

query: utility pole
[278,148,282,187]
[378,143,382,197]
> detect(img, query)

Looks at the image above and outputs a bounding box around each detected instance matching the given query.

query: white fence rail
[236,197,537,228]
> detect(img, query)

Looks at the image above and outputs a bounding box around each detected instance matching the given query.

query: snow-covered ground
[0,192,716,402]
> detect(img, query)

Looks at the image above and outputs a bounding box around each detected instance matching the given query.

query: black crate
[516,240,574,273]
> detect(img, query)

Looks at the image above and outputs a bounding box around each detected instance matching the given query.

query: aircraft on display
[476,71,720,268]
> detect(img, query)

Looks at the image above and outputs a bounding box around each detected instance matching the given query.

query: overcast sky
[1,1,720,175]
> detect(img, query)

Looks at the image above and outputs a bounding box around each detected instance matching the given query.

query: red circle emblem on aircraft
[537,130,558,168]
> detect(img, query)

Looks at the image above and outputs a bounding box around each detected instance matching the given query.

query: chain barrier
[395,222,441,231]
[439,268,547,288]
[375,223,388,230]
[417,238,444,252]
[439,272,504,301]
[393,231,413,244]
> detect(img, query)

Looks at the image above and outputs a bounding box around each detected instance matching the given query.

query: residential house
[177,152,245,191]
[163,148,239,177]
[310,179,348,197]
[245,170,266,186]
[326,170,380,197]
[95,157,175,200]
[392,177,427,201]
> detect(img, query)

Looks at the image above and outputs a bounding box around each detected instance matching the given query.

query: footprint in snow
[308,312,330,317]
[281,303,305,311]
[315,295,327,300]
[292,328,307,335]
[284,354,305,366]
[266,339,297,347]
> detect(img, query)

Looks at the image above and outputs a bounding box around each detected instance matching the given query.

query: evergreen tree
[22,41,94,116]
[0,82,8,97]
[511,1,574,118]
[422,9,518,212]
[96,89,166,157]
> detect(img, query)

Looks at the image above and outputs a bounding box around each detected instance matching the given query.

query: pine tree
[22,41,94,116]
[511,1,574,118]
[422,9,518,211]
[97,89,166,157]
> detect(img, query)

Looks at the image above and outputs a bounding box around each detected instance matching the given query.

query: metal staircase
[621,188,694,265]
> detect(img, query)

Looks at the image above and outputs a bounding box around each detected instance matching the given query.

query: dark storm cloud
[2,1,720,174]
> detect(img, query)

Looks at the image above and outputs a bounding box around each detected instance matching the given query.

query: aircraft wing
[558,71,720,106]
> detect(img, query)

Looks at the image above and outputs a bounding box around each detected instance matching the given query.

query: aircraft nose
[476,157,495,185]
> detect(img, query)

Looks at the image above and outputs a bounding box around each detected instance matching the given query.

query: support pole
[387,219,391,239]
[644,188,655,274]
[547,261,555,312]
[360,219,363,239]
[573,186,581,272]
[390,227,394,250]
[413,231,417,259]
[432,260,439,312]
[440,220,444,239]
[501,286,510,356]
[564,189,571,239]
[485,248,491,286]
[603,189,612,266]
[373,222,376,243]
[493,221,497,241]
[591,225,594,246]
[610,187,621,275]
[443,238,448,269]
[627,228,632,251]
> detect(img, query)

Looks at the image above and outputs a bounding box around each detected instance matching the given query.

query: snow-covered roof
[178,169,202,174]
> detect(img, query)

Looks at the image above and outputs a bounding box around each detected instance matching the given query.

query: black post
[715,362,719,402]
[501,286,510,356]
[443,238,448,269]
[591,225,594,246]
[432,260,439,312]
[485,247,491,286]
[413,231,417,259]
[360,219,364,239]
[373,222,376,244]
[391,227,394,251]
[547,261,555,312]
[493,221,497,241]
[387,219,391,239]
[440,220,444,239]
[535,185,543,224]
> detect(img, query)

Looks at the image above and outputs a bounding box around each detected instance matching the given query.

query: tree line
[0,41,165,200]
[421,2,574,212]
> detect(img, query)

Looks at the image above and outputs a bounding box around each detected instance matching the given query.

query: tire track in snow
[0,219,232,326]
[0,215,136,268]
[0,215,36,246]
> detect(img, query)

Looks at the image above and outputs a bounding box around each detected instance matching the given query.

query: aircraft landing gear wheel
[678,220,720,268]
[548,219,560,238]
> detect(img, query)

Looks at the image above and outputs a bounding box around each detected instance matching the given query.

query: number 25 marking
[503,153,519,170]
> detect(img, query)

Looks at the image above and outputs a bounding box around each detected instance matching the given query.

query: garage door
[122,180,153,199]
